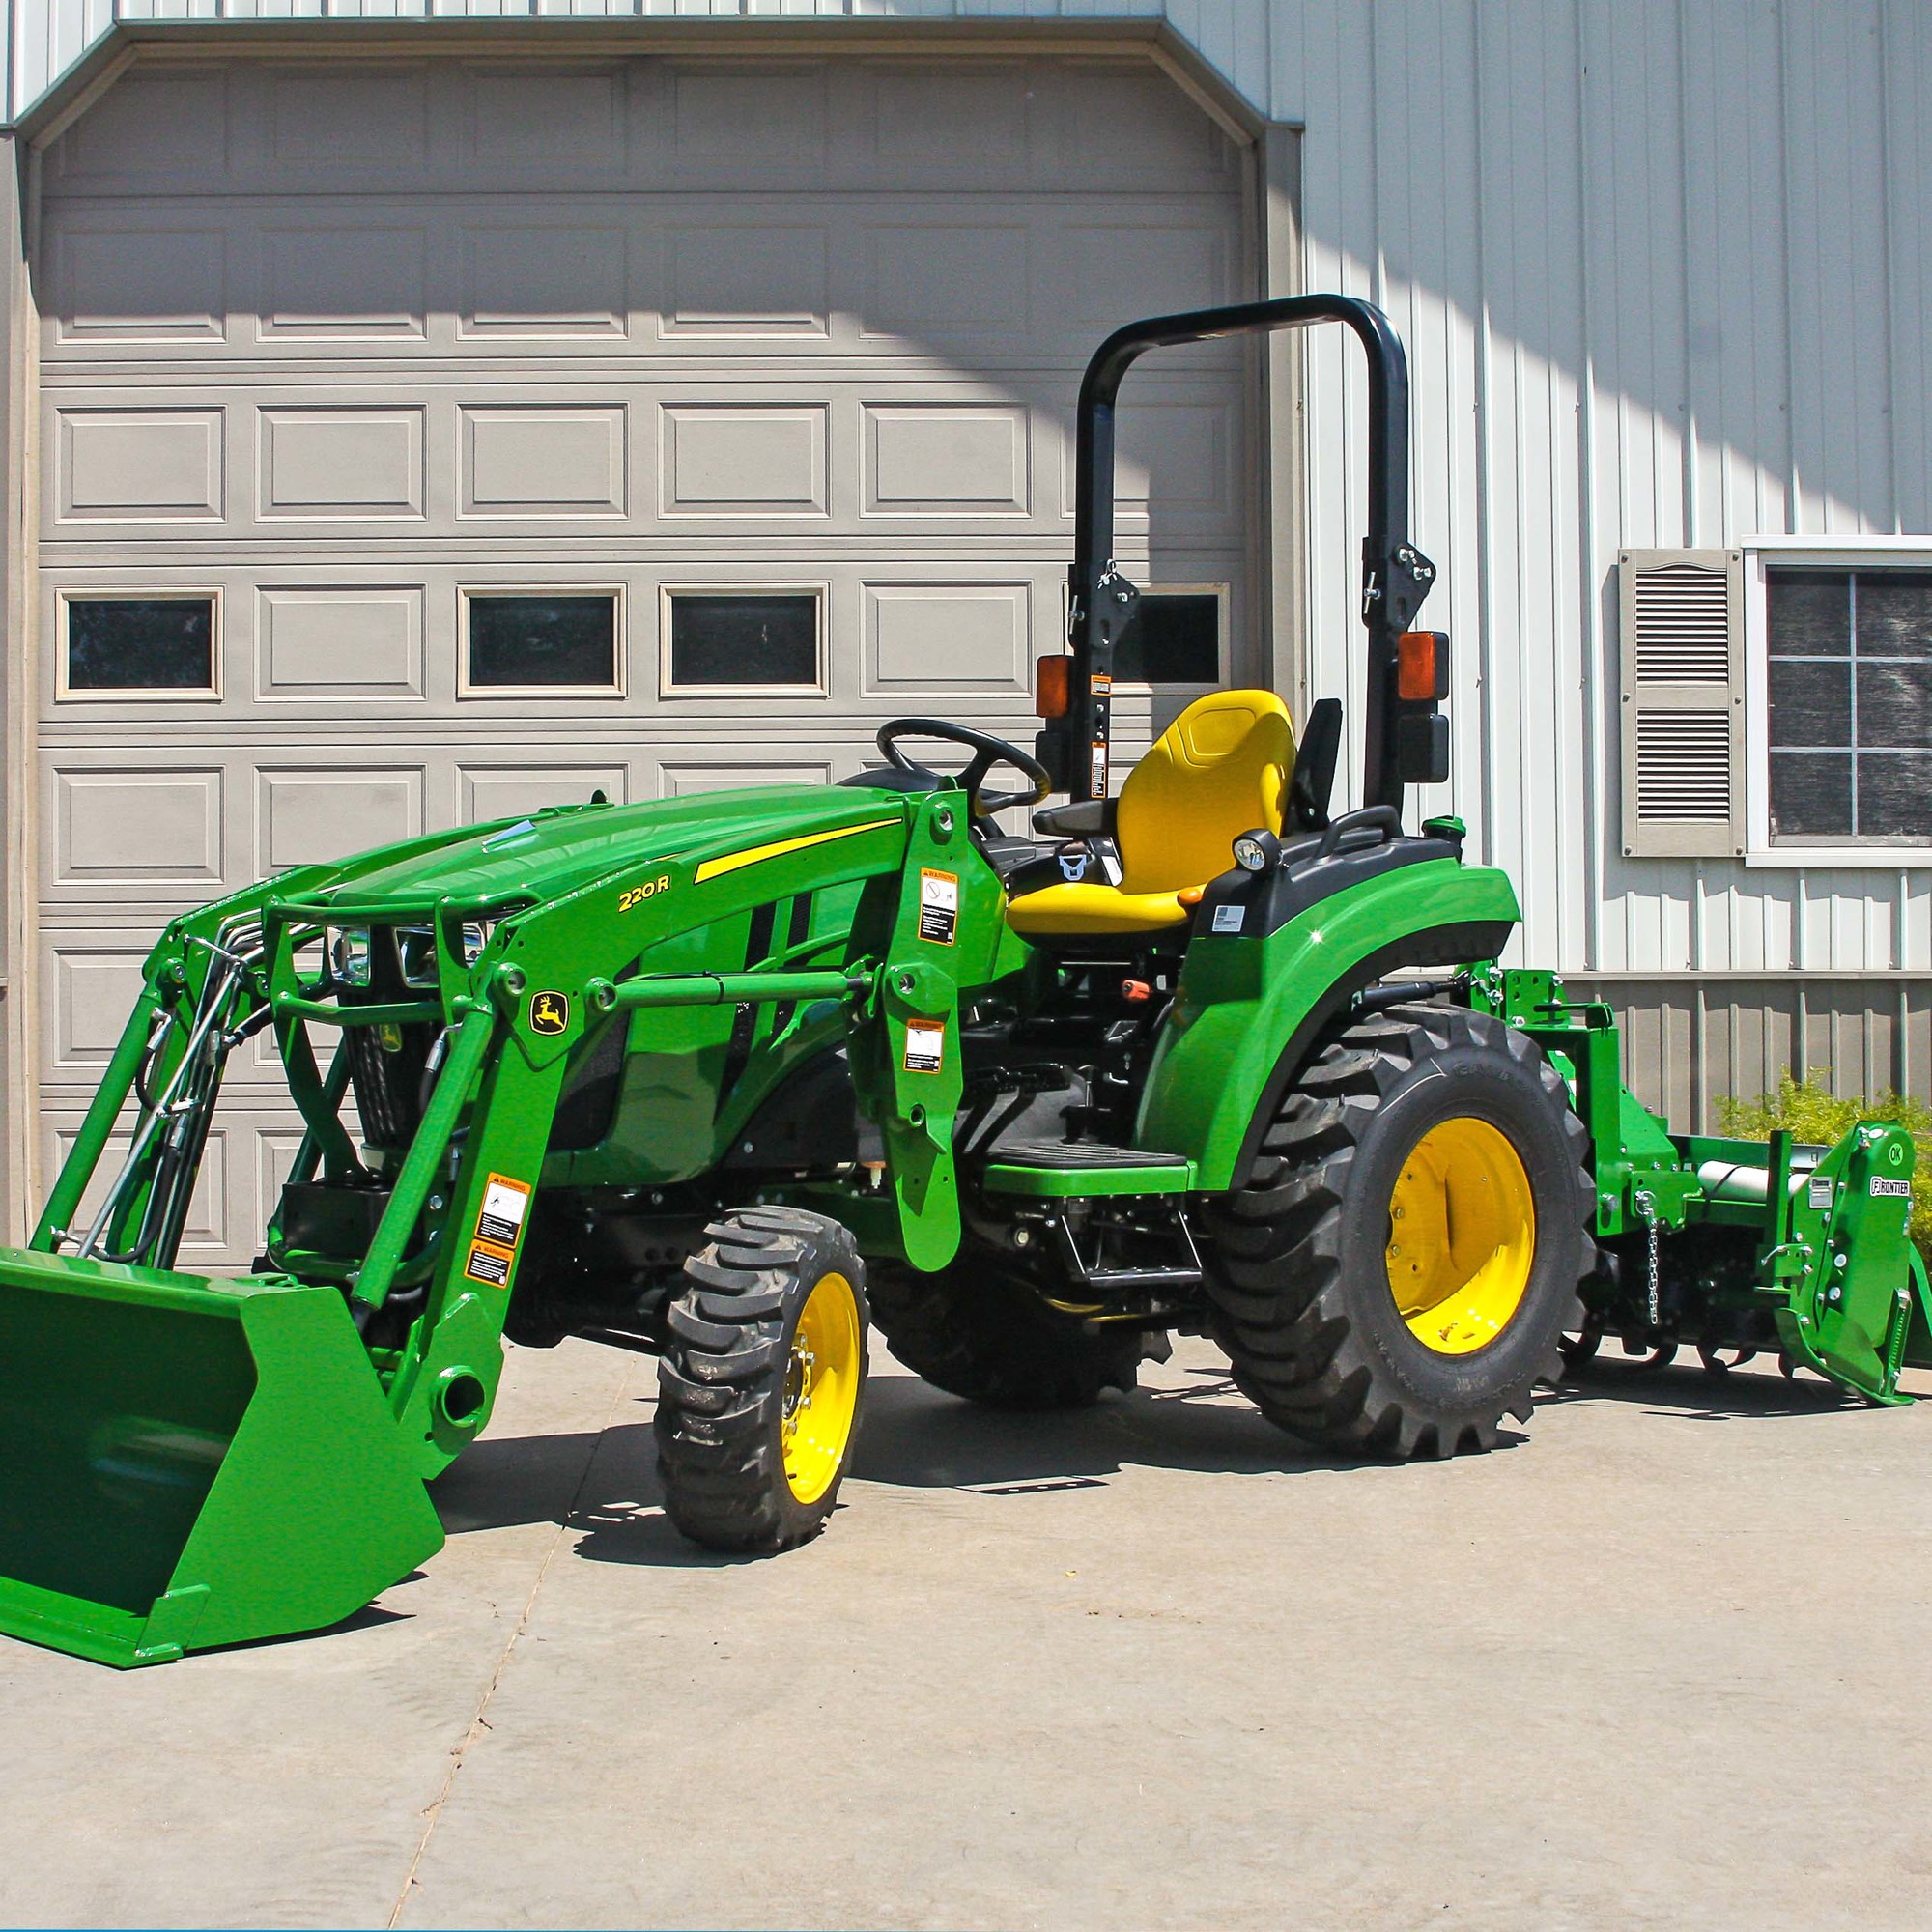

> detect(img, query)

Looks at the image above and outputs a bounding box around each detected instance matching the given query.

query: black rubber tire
[656,1206,868,1552]
[1204,1003,1594,1459]
[870,1249,1141,1410]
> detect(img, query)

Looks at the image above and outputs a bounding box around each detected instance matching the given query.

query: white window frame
[1102,581,1232,696]
[1742,537,1932,868]
[658,584,829,698]
[458,585,627,699]
[56,587,223,701]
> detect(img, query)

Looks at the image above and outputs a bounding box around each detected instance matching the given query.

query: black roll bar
[1053,294,1437,809]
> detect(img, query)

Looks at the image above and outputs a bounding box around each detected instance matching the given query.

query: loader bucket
[0,1249,443,1667]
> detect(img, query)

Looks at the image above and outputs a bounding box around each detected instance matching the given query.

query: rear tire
[1204,1003,1593,1458]
[870,1248,1140,1410]
[656,1207,868,1552]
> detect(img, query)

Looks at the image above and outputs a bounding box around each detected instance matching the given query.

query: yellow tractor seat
[1007,690,1295,938]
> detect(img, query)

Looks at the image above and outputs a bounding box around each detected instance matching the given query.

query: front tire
[656,1207,868,1552]
[1205,1003,1593,1458]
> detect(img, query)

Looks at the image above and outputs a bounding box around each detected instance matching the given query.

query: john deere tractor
[2,296,1925,1668]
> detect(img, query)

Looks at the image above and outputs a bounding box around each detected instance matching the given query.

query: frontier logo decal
[528,990,570,1036]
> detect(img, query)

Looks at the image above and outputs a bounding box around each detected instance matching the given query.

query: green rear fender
[1136,861,1520,1192]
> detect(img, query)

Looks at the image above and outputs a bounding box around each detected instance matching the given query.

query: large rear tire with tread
[1204,1003,1593,1459]
[656,1207,868,1552]
[870,1250,1140,1410]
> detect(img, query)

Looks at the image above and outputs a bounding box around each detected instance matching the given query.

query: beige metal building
[0,2,1927,1260]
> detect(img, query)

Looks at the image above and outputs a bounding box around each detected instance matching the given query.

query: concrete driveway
[5,1335,1931,1931]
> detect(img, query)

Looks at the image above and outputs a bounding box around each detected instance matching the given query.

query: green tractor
[2,297,1925,1668]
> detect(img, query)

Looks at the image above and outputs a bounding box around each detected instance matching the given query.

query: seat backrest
[1116,691,1295,894]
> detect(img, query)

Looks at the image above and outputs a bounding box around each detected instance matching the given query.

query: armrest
[1032,797,1117,838]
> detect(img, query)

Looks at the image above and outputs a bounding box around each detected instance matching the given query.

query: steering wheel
[876,718,1053,821]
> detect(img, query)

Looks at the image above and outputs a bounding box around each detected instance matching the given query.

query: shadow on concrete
[431,1364,1496,1566]
[1543,1355,1854,1423]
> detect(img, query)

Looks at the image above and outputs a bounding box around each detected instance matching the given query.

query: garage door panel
[467,67,627,168]
[52,224,227,344]
[257,764,426,871]
[460,764,631,822]
[666,223,829,336]
[46,948,151,1076]
[460,223,628,338]
[864,404,1030,517]
[48,71,232,186]
[863,582,1031,696]
[861,225,1032,340]
[44,1122,231,1259]
[54,407,225,525]
[662,404,827,515]
[259,407,425,520]
[258,585,425,699]
[258,224,429,340]
[53,766,225,889]
[267,66,431,177]
[460,406,629,519]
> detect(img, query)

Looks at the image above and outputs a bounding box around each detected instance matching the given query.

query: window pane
[1857,753,1932,838]
[1114,592,1220,684]
[66,598,213,691]
[1768,658,1850,747]
[468,596,616,688]
[668,595,817,687]
[1855,569,1932,659]
[1770,753,1852,838]
[1856,660,1932,748]
[1766,569,1851,656]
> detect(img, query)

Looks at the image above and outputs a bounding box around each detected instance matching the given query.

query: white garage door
[32,51,1251,1261]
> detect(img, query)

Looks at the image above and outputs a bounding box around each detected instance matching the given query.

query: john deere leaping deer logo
[528,990,570,1037]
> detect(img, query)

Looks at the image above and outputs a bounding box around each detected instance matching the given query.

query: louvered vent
[1634,713,1731,819]
[1634,563,1730,683]
[1619,549,1743,857]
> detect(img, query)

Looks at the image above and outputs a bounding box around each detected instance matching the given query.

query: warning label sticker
[1089,742,1109,798]
[1871,1177,1911,1198]
[903,1018,946,1073]
[918,868,959,946]
[1808,1177,1834,1210]
[1212,903,1245,933]
[476,1173,532,1248]
[465,1239,515,1287]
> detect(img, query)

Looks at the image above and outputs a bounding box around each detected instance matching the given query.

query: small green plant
[1719,1071,1932,1261]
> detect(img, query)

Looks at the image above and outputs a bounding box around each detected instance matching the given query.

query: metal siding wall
[1574,978,1932,1131]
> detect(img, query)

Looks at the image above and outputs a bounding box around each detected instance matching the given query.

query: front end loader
[3,296,1926,1668]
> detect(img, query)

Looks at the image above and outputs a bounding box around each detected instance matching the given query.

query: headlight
[1232,829,1278,873]
[329,926,372,987]
[396,925,439,989]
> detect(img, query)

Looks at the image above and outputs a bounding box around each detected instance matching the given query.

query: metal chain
[1635,1190,1661,1331]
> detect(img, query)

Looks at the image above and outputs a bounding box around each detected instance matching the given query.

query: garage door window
[464,593,621,694]
[665,592,823,694]
[62,594,217,696]
[1113,588,1224,688]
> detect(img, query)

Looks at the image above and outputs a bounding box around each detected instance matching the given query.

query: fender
[1135,860,1520,1192]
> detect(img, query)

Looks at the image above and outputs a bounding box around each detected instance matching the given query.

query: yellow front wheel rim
[1386,1117,1537,1355]
[782,1270,862,1504]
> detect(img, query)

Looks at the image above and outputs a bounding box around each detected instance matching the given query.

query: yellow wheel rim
[782,1270,862,1505]
[1385,1117,1537,1355]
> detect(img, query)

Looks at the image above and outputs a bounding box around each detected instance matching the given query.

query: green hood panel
[279,785,917,917]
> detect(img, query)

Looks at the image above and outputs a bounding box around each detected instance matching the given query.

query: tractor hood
[280,783,919,917]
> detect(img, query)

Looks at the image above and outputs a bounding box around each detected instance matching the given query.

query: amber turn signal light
[1397,631,1451,702]
[1035,654,1070,720]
